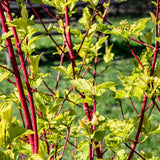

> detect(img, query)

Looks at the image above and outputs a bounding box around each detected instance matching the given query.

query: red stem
[7,79,16,86]
[54,45,65,94]
[82,59,94,78]
[150,0,160,76]
[129,98,140,116]
[64,3,76,80]
[43,80,55,95]
[0,2,34,152]
[60,128,70,160]
[0,64,14,74]
[125,143,145,159]
[74,29,89,59]
[40,4,59,21]
[19,107,26,128]
[3,0,38,153]
[126,42,144,70]
[39,125,50,139]
[55,86,74,117]
[129,37,154,50]
[127,94,147,159]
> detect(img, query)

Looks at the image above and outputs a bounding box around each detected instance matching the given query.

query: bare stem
[119,100,125,120]
[129,98,140,116]
[40,4,59,21]
[3,0,38,153]
[150,0,160,76]
[0,2,34,152]
[60,128,70,160]
[126,42,144,70]
[127,94,147,159]
[0,64,14,74]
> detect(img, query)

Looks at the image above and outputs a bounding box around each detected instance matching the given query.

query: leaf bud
[78,119,85,129]
[91,114,98,126]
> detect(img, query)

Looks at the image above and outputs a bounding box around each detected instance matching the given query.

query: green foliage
[0,66,11,82]
[0,0,160,159]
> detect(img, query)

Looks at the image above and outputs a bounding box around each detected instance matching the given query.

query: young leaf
[149,11,156,23]
[78,7,92,29]
[116,149,127,160]
[95,36,108,52]
[103,44,114,64]
[28,54,41,76]
[130,18,150,35]
[105,133,122,149]
[21,5,28,21]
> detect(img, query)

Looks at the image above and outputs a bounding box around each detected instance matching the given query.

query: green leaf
[1,31,13,40]
[52,66,67,75]
[71,79,94,95]
[38,141,47,160]
[28,54,41,76]
[116,149,127,160]
[130,18,150,35]
[0,150,14,160]
[92,130,105,142]
[95,81,117,96]
[78,7,92,29]
[156,37,160,42]
[26,154,44,160]
[97,23,109,33]
[0,66,11,82]
[77,140,89,160]
[96,81,117,91]
[70,29,83,40]
[143,29,153,51]
[7,18,27,29]
[31,0,42,4]
[105,133,122,149]
[78,140,89,151]
[141,115,152,135]
[107,118,137,139]
[115,90,129,99]
[137,151,159,160]
[103,44,114,64]
[29,73,50,88]
[28,35,43,54]
[150,11,156,23]
[21,6,28,20]
[6,125,34,146]
[95,36,108,52]
[77,96,93,105]
[34,91,52,113]
[0,102,12,123]
[148,125,160,135]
